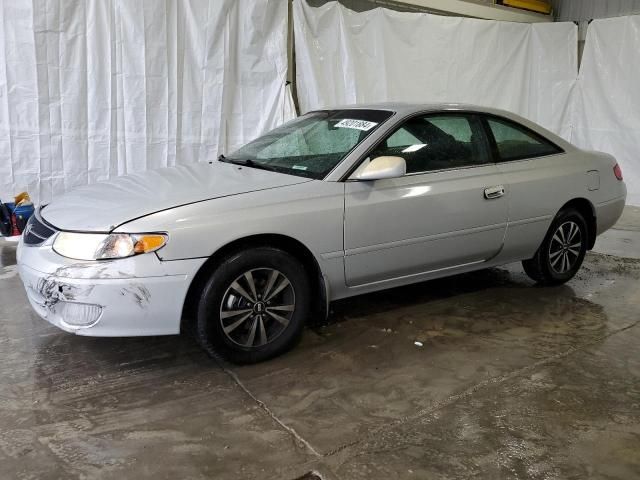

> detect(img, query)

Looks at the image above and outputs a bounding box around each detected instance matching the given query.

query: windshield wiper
[218,155,278,173]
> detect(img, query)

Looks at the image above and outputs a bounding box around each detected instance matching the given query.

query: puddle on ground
[0,242,17,268]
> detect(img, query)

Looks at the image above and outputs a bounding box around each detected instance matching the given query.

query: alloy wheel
[219,268,295,348]
[548,220,582,274]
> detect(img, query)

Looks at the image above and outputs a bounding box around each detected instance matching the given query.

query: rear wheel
[522,208,588,286]
[196,247,311,364]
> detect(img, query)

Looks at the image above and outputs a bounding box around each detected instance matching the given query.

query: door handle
[484,185,505,200]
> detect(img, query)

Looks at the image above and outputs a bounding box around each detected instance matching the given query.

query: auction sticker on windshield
[335,119,378,131]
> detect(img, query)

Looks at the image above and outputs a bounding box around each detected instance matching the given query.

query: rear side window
[371,114,490,174]
[487,118,562,161]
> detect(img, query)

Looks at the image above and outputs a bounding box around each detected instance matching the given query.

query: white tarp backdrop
[293,0,577,139]
[0,0,294,204]
[1,0,638,207]
[569,15,640,206]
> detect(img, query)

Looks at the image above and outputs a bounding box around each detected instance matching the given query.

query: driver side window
[371,114,490,174]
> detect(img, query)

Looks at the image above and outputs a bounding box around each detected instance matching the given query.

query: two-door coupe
[17,104,626,363]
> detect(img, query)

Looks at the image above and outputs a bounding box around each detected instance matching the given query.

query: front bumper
[17,239,206,337]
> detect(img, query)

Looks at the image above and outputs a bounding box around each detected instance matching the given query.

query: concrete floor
[1,207,639,480]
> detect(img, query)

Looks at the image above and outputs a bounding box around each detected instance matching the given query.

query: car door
[483,115,567,261]
[344,113,508,287]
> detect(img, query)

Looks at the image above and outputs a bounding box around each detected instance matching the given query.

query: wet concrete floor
[1,208,639,479]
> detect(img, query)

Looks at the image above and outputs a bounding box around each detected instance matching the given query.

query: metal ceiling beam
[375,0,552,22]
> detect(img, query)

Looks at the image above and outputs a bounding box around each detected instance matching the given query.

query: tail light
[613,163,623,181]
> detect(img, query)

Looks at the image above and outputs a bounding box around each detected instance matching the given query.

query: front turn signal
[133,234,167,254]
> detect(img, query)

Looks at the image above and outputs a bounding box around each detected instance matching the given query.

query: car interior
[370,116,490,173]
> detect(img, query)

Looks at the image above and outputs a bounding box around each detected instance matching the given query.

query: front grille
[23,211,57,246]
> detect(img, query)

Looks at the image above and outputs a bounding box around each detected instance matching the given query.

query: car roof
[320,102,518,117]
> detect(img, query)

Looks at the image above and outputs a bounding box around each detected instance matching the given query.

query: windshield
[223,109,394,179]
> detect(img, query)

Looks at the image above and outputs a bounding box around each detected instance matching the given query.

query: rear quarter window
[487,118,563,161]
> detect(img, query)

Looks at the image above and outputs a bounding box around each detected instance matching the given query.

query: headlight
[53,232,167,261]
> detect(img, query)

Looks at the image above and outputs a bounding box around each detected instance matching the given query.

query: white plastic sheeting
[293,0,577,139]
[569,15,640,206]
[0,0,294,204]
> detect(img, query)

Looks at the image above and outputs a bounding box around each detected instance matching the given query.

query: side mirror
[352,156,406,181]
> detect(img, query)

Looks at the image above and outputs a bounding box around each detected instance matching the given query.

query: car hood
[41,162,311,232]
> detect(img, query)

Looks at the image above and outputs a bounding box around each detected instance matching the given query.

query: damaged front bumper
[17,238,205,337]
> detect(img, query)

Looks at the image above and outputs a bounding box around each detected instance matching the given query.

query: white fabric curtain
[2,0,638,207]
[569,15,640,206]
[293,0,577,139]
[0,0,293,204]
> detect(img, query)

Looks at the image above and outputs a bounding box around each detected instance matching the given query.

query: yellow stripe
[503,0,552,15]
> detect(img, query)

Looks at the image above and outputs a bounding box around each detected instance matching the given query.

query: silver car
[17,103,627,363]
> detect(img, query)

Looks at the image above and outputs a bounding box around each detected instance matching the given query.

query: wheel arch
[181,234,329,333]
[560,198,597,249]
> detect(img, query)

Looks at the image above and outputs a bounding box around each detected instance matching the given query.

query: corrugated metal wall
[305,0,491,14]
[308,1,640,22]
[553,0,640,21]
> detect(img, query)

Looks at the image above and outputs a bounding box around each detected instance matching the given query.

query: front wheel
[522,208,588,286]
[195,247,311,364]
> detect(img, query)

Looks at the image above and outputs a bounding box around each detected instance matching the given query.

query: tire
[522,208,588,286]
[195,247,311,364]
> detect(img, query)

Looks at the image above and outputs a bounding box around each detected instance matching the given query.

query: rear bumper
[595,195,626,236]
[17,239,205,336]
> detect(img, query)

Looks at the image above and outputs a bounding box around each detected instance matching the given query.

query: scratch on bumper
[19,262,190,337]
